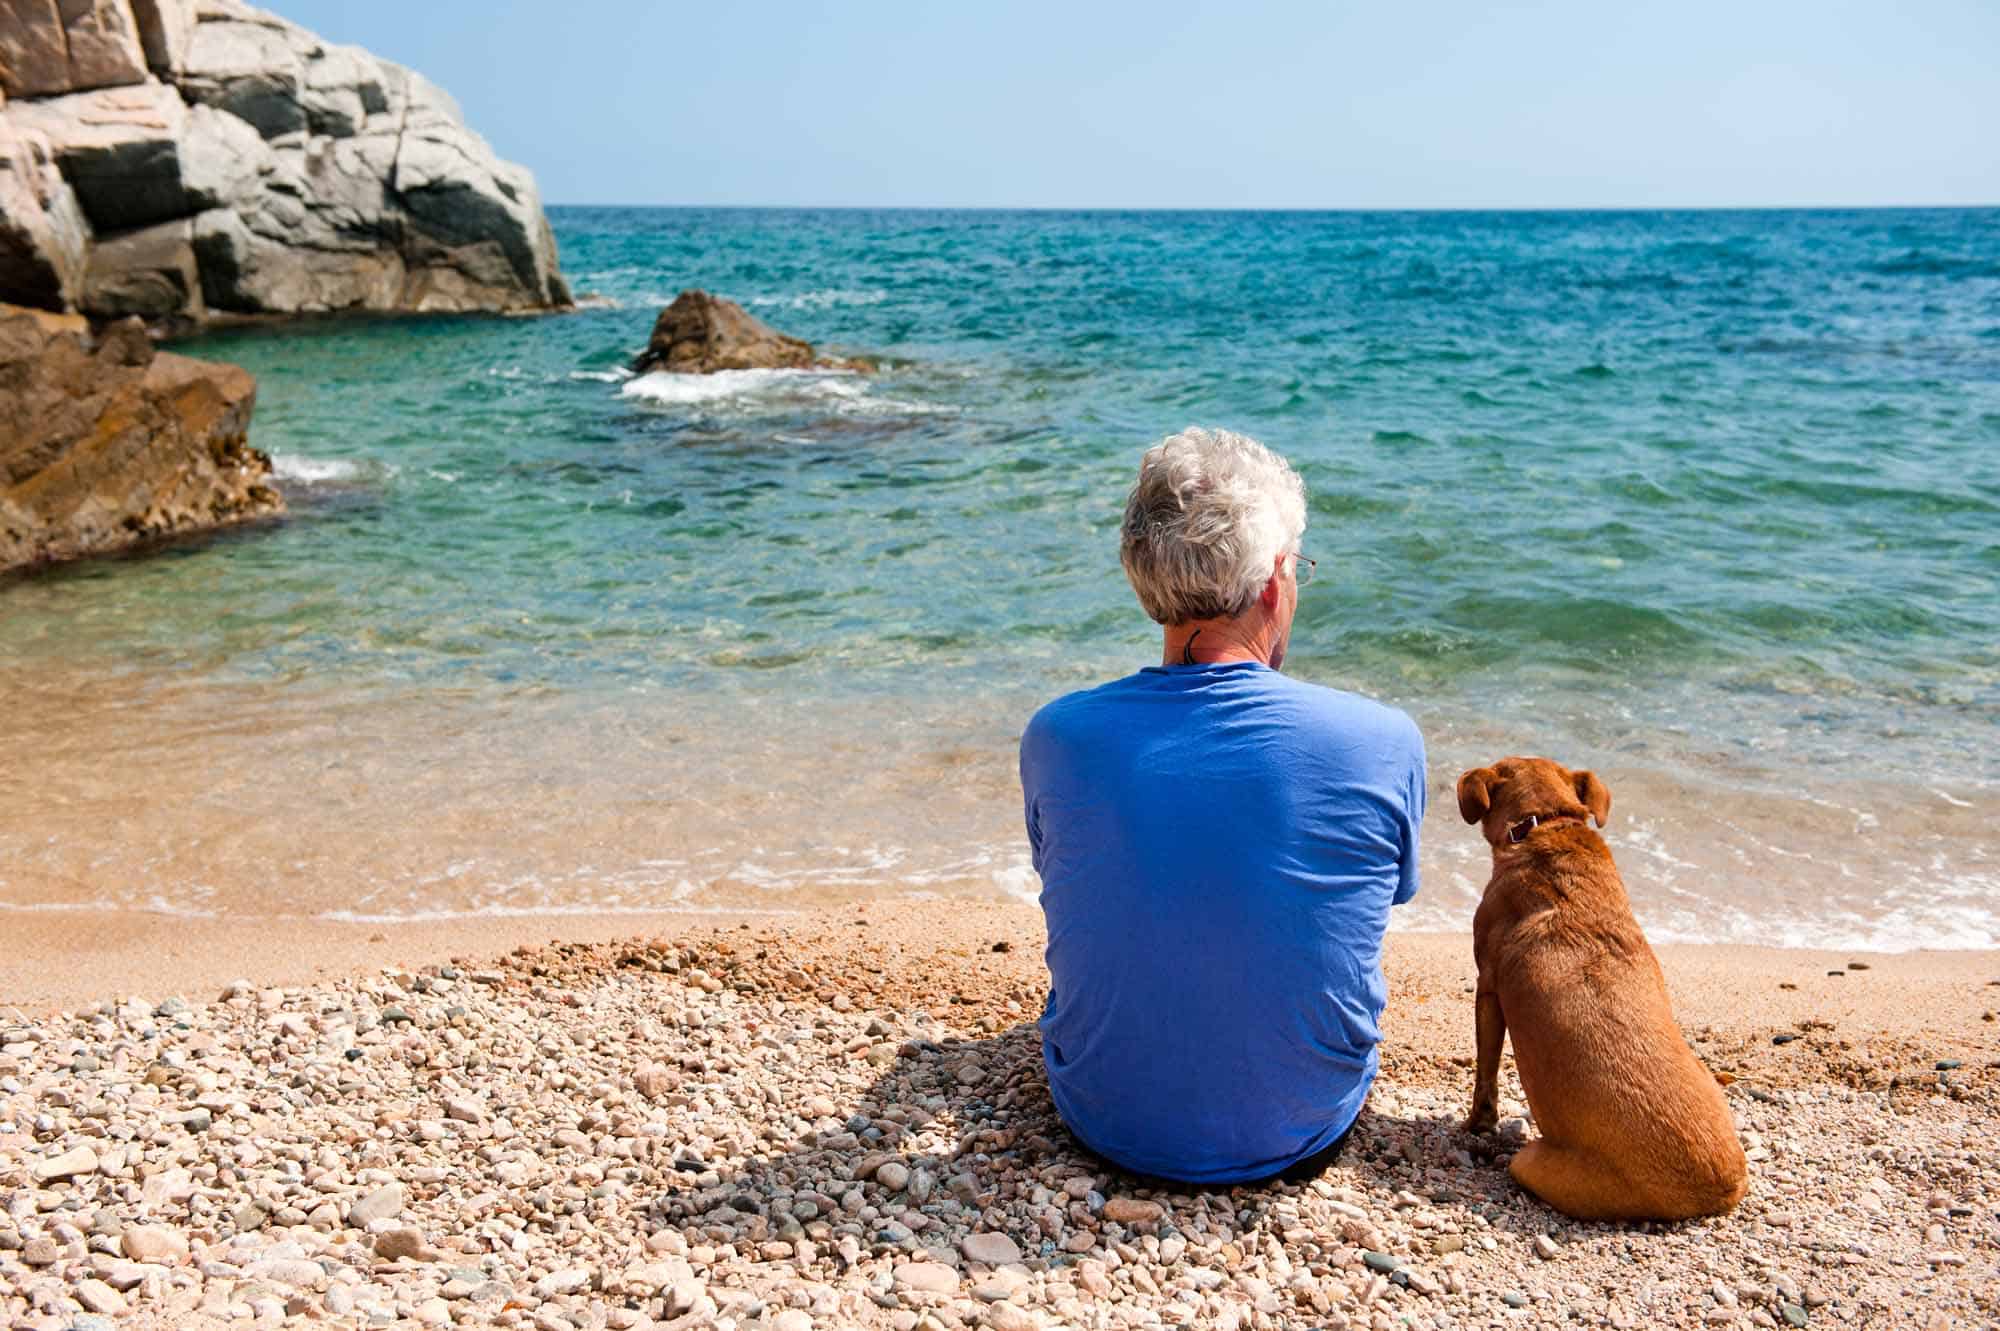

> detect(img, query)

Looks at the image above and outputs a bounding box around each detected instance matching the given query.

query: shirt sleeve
[1393,721,1427,906]
[1019,724,1045,873]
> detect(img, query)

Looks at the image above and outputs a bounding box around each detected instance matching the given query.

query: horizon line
[540,197,1992,213]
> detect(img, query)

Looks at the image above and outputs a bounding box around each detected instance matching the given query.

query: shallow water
[3,208,1996,948]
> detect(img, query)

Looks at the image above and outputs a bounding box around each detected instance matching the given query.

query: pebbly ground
[1,906,1995,1331]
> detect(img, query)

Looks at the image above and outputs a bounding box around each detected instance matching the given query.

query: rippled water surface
[3,208,1996,946]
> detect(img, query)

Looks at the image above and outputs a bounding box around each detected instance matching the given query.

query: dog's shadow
[643,1017,1627,1315]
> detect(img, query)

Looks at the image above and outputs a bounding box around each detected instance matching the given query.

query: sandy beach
[2,903,1993,1330]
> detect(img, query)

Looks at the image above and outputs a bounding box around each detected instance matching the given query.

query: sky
[281,1,2000,210]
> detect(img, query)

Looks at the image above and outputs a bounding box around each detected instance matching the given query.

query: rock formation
[1,300,282,572]
[632,289,868,375]
[0,0,569,326]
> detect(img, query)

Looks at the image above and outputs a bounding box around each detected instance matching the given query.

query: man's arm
[1393,722,1427,906]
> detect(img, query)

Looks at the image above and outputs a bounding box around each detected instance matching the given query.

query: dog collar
[1506,812,1589,844]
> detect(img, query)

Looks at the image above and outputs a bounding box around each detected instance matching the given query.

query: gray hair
[1120,427,1308,625]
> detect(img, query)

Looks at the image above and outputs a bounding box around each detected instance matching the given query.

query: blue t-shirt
[1019,660,1426,1184]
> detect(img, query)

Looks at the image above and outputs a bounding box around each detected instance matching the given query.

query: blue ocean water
[3,208,1996,945]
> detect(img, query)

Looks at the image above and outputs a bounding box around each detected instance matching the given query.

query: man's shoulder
[1024,674,1142,742]
[1269,674,1424,752]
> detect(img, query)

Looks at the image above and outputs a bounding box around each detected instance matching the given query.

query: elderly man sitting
[1020,427,1428,1185]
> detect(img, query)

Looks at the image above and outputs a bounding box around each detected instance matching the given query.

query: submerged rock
[0,301,281,572]
[632,289,868,375]
[0,0,570,325]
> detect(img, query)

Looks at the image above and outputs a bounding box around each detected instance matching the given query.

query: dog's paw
[1462,1105,1498,1135]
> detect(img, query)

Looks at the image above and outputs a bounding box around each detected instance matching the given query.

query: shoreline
[6,904,1997,1032]
[1,902,1992,1330]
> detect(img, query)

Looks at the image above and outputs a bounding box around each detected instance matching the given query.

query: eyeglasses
[1289,552,1317,586]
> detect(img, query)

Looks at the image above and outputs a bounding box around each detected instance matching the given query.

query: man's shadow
[641,1017,1577,1315]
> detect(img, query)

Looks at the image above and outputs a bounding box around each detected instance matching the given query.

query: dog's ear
[1456,767,1496,824]
[1574,769,1612,826]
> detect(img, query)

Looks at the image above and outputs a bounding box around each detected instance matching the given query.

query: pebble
[1101,1196,1165,1225]
[375,1228,437,1262]
[121,1224,188,1265]
[892,1261,959,1294]
[31,1144,98,1181]
[960,1232,1023,1265]
[74,1278,126,1315]
[349,1181,405,1226]
[0,918,1986,1331]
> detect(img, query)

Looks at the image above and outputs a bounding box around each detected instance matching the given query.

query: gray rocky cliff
[0,0,569,325]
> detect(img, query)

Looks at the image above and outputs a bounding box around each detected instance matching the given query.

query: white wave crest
[620,368,846,406]
[569,368,634,383]
[271,456,362,484]
[747,289,888,311]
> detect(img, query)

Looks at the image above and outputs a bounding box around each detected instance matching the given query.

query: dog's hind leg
[1507,1139,1640,1221]
[1463,987,1505,1134]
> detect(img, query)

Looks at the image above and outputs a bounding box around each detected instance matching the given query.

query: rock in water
[0,0,570,324]
[631,289,867,375]
[0,302,282,572]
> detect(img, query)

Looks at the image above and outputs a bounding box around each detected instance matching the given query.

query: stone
[1533,1234,1560,1260]
[960,1232,1022,1266]
[534,1267,591,1297]
[892,1261,959,1294]
[75,1278,126,1315]
[444,1095,484,1123]
[374,1228,436,1262]
[1362,1250,1400,1273]
[31,1143,97,1180]
[631,289,866,375]
[22,1235,58,1265]
[1101,1197,1165,1225]
[770,1312,813,1331]
[877,1161,913,1191]
[0,0,148,99]
[1779,1305,1808,1328]
[633,1063,677,1100]
[348,1181,405,1227]
[0,299,284,571]
[986,1305,1035,1331]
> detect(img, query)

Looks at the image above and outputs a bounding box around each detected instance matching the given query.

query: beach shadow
[643,1016,1605,1303]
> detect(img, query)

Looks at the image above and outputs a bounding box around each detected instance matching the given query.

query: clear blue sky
[282,1,1999,209]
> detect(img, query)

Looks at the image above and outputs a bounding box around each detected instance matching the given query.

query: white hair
[1119,427,1308,626]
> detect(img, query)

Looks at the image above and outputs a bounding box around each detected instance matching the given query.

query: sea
[3,207,1996,951]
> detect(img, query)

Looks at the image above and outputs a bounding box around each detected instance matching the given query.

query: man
[1020,427,1427,1186]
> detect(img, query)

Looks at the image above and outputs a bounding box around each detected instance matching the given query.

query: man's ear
[1259,558,1283,610]
[1456,767,1496,824]
[1574,769,1612,826]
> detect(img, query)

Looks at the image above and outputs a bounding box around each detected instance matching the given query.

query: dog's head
[1456,755,1611,847]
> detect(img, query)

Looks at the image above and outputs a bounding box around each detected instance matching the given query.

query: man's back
[1021,659,1426,1184]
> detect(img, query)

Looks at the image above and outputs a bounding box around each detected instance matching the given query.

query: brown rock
[1101,1197,1165,1225]
[631,289,867,376]
[0,302,282,572]
[0,0,148,100]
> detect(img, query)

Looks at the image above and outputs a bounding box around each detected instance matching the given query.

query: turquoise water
[3,208,1996,945]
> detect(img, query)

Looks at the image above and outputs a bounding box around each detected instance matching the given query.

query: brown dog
[1457,756,1747,1221]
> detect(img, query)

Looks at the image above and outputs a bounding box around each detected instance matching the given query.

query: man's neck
[1161,618,1271,667]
